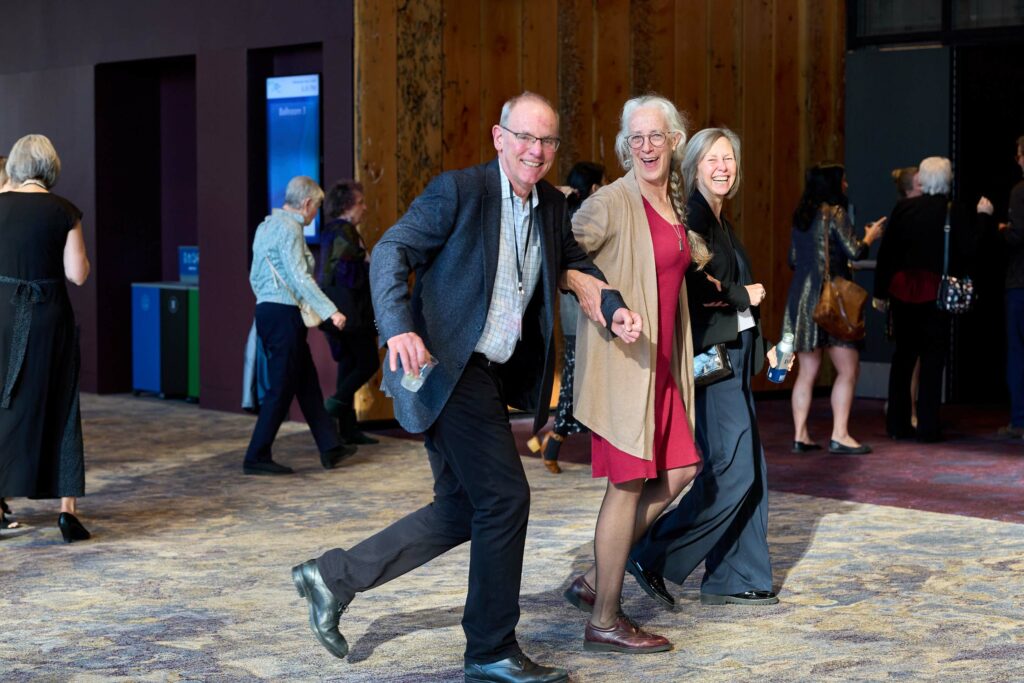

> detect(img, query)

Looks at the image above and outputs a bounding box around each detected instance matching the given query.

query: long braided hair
[614,94,711,269]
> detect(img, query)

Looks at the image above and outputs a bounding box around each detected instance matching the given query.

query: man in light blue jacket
[244,176,353,475]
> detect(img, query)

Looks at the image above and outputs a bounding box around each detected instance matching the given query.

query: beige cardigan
[571,171,696,460]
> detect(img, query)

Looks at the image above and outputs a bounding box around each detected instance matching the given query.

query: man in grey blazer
[290,92,641,682]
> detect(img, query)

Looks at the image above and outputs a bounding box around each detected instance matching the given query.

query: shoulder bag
[936,202,975,314]
[812,207,867,341]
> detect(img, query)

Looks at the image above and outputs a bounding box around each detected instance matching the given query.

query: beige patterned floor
[1,395,1022,681]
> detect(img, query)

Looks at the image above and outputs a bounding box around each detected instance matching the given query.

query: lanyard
[509,182,534,296]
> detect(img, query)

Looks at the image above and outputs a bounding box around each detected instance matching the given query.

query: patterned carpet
[2,395,1023,681]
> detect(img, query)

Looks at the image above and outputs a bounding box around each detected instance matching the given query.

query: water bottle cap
[782,332,794,343]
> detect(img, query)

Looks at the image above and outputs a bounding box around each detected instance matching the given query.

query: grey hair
[6,134,61,188]
[283,175,324,208]
[682,127,743,201]
[917,156,952,195]
[614,95,710,269]
[0,155,8,188]
[499,91,559,128]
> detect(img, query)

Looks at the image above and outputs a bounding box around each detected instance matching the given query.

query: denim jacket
[249,208,337,320]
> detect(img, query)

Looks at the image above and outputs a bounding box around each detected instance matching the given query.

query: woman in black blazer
[628,128,786,608]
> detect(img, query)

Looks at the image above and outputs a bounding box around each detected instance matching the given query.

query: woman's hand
[863,217,886,245]
[766,344,796,371]
[977,196,994,215]
[330,311,347,331]
[610,307,642,344]
[744,283,766,307]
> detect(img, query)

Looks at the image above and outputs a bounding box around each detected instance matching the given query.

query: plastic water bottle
[767,333,795,384]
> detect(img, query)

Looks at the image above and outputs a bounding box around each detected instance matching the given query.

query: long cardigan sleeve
[570,171,696,460]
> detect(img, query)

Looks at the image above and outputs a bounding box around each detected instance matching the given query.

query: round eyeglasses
[627,132,670,149]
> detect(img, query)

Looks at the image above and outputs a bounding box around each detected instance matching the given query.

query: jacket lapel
[481,160,501,307]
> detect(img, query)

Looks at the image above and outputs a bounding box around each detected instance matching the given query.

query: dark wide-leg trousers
[316,355,530,665]
[244,303,341,463]
[887,300,949,441]
[1006,289,1024,429]
[631,329,773,594]
[330,328,380,407]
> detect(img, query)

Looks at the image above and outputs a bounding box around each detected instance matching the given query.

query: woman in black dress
[319,180,379,445]
[0,134,91,542]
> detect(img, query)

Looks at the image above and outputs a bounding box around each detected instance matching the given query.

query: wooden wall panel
[355,0,848,415]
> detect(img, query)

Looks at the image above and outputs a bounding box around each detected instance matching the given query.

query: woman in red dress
[565,95,711,653]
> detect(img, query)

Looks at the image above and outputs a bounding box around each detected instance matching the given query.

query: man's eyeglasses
[627,131,670,149]
[500,125,560,151]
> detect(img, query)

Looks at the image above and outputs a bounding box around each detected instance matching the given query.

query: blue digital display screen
[266,74,321,241]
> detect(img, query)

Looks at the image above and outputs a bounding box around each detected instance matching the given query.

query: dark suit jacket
[370,159,614,434]
[684,191,767,374]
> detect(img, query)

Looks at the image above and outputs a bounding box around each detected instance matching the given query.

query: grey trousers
[631,328,773,594]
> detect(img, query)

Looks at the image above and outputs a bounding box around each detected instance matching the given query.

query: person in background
[629,127,790,612]
[891,165,923,429]
[528,161,605,473]
[782,163,885,455]
[997,136,1024,439]
[565,94,706,653]
[0,135,91,541]
[874,156,975,443]
[242,176,354,475]
[319,180,379,446]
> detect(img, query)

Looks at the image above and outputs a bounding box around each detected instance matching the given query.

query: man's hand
[610,308,642,344]
[562,270,609,327]
[330,311,347,330]
[387,331,430,377]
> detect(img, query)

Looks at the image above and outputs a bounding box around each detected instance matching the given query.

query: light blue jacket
[249,209,337,320]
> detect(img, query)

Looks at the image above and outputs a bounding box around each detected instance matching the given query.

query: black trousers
[330,328,380,407]
[316,354,530,664]
[244,303,341,463]
[887,301,949,440]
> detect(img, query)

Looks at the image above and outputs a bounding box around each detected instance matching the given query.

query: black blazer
[684,190,767,374]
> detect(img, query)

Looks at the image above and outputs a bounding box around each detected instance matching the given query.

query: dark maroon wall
[0,1,354,412]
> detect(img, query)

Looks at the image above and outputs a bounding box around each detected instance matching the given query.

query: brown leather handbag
[812,207,867,341]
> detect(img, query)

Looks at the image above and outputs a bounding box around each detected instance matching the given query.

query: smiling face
[696,135,737,201]
[492,98,558,197]
[628,106,679,188]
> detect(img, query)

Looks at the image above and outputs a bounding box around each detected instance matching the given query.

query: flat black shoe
[464,653,568,683]
[701,590,779,605]
[242,460,295,475]
[626,557,675,609]
[320,444,357,469]
[291,559,349,659]
[58,512,91,543]
[791,441,822,453]
[828,440,872,455]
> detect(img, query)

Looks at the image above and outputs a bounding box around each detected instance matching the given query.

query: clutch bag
[694,343,732,387]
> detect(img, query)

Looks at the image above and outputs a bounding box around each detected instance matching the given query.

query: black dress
[0,191,85,499]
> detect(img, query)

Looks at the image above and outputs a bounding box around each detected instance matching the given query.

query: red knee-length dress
[591,198,701,483]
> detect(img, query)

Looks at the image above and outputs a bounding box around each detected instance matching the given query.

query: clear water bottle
[767,333,795,384]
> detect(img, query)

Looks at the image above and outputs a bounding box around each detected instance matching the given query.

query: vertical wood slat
[594,0,631,177]
[557,0,594,180]
[632,0,676,98]
[479,0,522,162]
[521,0,558,105]
[355,0,398,420]
[707,0,743,135]
[396,0,444,213]
[675,0,709,129]
[442,0,482,171]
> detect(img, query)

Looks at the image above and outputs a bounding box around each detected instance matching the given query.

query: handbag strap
[264,255,302,308]
[942,201,952,276]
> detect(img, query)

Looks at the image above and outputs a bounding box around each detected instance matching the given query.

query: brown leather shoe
[584,614,672,654]
[562,574,596,613]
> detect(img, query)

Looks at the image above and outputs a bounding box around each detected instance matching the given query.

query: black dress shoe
[828,440,872,455]
[626,557,675,609]
[242,460,295,475]
[320,444,357,469]
[58,512,91,543]
[791,441,822,454]
[464,653,568,683]
[700,590,779,605]
[291,559,349,658]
